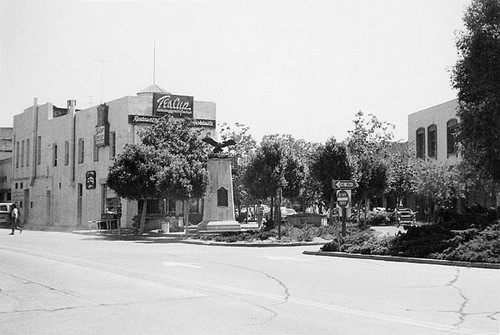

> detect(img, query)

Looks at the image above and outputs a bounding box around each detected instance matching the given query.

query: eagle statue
[202,136,237,154]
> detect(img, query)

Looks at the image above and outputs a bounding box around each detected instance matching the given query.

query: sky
[0,0,471,144]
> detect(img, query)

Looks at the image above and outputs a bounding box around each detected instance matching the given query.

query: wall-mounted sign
[128,115,215,128]
[191,119,216,128]
[86,171,96,190]
[95,124,109,147]
[153,93,193,118]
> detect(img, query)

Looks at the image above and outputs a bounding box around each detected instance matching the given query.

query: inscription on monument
[217,187,228,207]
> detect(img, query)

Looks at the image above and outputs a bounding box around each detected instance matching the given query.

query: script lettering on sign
[153,93,194,118]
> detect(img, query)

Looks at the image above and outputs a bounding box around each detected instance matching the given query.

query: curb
[302,251,500,269]
[71,230,328,247]
[179,239,327,247]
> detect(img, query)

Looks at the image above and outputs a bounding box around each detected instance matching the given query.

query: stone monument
[197,137,241,232]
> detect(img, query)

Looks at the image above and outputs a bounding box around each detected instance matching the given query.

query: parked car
[281,207,297,219]
[390,208,417,226]
[0,203,13,227]
[263,206,297,222]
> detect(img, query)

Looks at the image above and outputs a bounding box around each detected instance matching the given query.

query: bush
[320,206,500,263]
[321,229,394,255]
[430,223,500,263]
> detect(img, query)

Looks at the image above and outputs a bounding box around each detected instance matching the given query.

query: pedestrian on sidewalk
[256,200,265,230]
[9,204,22,235]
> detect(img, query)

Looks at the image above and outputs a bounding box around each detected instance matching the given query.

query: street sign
[337,189,349,207]
[333,179,357,189]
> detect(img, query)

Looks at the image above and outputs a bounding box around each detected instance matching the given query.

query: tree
[346,111,393,224]
[311,137,351,203]
[107,144,162,234]
[310,137,352,235]
[385,142,420,209]
[451,0,500,183]
[218,122,257,218]
[107,116,209,235]
[414,160,463,207]
[243,134,306,237]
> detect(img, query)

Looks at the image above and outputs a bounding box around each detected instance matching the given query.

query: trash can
[161,222,170,233]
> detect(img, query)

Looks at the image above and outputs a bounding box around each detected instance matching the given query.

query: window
[447,119,458,156]
[21,140,24,167]
[53,143,58,166]
[26,139,30,167]
[64,141,70,166]
[147,199,161,213]
[78,138,84,164]
[16,141,19,168]
[416,128,425,159]
[109,131,116,159]
[166,198,176,216]
[427,124,437,159]
[93,135,99,162]
[37,136,41,165]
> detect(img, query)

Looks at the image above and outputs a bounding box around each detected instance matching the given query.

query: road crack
[207,261,290,325]
[447,267,469,327]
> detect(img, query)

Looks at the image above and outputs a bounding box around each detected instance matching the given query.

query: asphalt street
[0,228,499,335]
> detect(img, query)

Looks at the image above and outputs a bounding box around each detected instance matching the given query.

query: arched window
[416,128,425,159]
[447,119,458,156]
[427,124,437,159]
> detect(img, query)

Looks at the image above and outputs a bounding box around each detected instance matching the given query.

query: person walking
[255,200,265,230]
[9,204,22,235]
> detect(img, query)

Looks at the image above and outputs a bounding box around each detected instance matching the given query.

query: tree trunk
[139,198,147,235]
[270,197,274,222]
[277,188,282,240]
[184,199,190,237]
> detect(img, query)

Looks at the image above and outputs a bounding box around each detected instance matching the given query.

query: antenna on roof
[93,58,111,103]
[153,36,156,85]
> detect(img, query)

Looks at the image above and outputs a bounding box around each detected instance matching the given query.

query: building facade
[408,99,497,209]
[408,99,460,166]
[0,128,13,202]
[12,86,216,229]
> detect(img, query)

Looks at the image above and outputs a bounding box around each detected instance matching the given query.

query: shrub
[430,223,500,263]
[321,229,394,255]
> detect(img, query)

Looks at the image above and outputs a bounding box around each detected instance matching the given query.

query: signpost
[333,179,356,237]
[333,179,358,189]
[336,189,349,207]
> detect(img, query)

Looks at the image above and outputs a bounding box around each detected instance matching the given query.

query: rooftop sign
[153,93,193,118]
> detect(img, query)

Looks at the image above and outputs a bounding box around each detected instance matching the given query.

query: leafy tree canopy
[107,116,209,201]
[310,137,351,202]
[346,111,393,205]
[451,0,500,183]
[107,144,162,200]
[243,134,306,201]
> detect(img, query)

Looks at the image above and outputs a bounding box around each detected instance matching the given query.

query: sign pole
[342,207,347,237]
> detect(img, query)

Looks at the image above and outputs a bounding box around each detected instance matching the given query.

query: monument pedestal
[197,157,241,232]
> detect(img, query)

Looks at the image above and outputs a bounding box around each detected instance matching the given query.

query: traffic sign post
[336,189,349,208]
[333,180,356,237]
